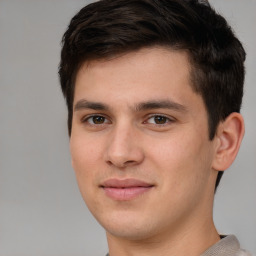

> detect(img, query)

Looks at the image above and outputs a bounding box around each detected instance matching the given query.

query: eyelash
[145,114,174,126]
[81,114,174,126]
[82,114,110,125]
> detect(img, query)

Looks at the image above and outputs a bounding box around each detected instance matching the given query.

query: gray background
[0,0,255,255]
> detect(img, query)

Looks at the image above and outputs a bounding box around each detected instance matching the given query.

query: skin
[70,47,244,256]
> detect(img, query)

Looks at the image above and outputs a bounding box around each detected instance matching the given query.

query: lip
[101,178,154,201]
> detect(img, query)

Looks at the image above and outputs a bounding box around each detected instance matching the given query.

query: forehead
[74,47,202,113]
[79,47,191,74]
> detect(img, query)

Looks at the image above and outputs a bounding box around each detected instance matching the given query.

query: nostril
[106,160,113,166]
[106,159,136,168]
[124,160,136,165]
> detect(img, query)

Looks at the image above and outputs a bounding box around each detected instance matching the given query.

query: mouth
[100,178,154,201]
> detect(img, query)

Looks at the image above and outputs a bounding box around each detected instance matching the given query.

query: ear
[212,113,245,171]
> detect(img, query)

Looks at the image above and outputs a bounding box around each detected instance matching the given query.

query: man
[59,0,251,255]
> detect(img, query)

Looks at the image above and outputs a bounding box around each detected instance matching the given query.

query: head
[59,0,245,240]
[59,0,245,191]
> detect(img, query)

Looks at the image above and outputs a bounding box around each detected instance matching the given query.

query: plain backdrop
[0,0,255,255]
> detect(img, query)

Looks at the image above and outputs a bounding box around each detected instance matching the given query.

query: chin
[106,225,155,241]
[98,212,158,241]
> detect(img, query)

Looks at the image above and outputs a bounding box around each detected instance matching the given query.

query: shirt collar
[201,235,240,256]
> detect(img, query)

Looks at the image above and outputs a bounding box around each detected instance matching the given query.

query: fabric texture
[105,235,253,256]
[201,235,253,256]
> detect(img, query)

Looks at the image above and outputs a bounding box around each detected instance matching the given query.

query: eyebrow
[134,100,188,113]
[74,99,109,111]
[74,99,187,113]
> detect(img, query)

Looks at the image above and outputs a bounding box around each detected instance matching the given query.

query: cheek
[69,135,103,198]
[70,136,102,209]
[70,133,102,170]
[149,136,213,216]
[148,131,212,187]
[149,133,202,165]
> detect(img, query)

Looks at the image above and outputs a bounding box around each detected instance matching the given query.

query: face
[70,48,218,241]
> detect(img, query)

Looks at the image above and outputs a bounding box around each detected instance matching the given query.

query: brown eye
[92,116,105,124]
[147,115,170,125]
[86,115,107,125]
[154,116,168,124]
[145,115,174,127]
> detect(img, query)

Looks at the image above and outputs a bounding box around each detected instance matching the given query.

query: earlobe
[212,113,245,171]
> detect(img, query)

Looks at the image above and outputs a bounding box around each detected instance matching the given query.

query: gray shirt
[201,235,252,256]
[106,235,253,256]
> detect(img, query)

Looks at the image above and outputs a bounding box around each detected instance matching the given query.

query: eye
[146,115,172,125]
[84,115,110,125]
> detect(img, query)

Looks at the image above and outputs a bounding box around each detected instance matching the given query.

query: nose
[104,123,144,168]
